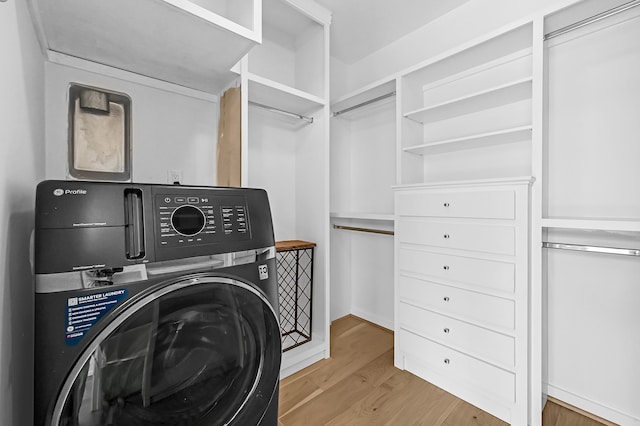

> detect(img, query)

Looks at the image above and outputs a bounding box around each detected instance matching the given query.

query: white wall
[45,61,219,186]
[0,1,46,425]
[339,0,563,96]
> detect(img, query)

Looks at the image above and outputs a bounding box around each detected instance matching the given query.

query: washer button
[175,197,186,203]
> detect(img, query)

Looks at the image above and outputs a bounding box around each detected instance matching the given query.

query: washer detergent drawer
[398,276,515,330]
[397,220,516,256]
[398,248,515,293]
[35,227,133,274]
[396,190,515,219]
[398,303,515,367]
[398,329,515,403]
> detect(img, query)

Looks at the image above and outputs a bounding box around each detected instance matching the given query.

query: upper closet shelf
[404,77,532,123]
[542,218,640,232]
[404,125,532,155]
[28,0,261,94]
[330,212,395,221]
[331,79,396,119]
[248,73,325,117]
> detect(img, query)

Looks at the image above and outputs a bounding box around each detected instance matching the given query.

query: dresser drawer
[396,190,515,219]
[399,329,515,402]
[398,248,515,293]
[399,303,515,366]
[397,220,515,256]
[398,276,515,329]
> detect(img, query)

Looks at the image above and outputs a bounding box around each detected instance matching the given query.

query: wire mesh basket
[275,240,315,352]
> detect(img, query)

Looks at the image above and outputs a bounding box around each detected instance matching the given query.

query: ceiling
[314,0,471,65]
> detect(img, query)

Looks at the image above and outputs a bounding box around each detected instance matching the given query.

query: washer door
[52,276,281,426]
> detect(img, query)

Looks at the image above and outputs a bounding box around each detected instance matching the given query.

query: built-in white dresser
[394,177,532,425]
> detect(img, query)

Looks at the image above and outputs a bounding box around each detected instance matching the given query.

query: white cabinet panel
[394,179,530,425]
[398,248,515,293]
[397,220,516,256]
[398,329,516,403]
[396,189,515,219]
[398,276,515,330]
[399,303,515,367]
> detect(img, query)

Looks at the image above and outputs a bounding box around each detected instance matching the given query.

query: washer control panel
[155,193,249,247]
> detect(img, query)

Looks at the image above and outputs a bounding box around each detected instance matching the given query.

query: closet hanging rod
[544,0,640,40]
[332,91,396,117]
[542,242,640,257]
[249,101,314,124]
[333,224,394,236]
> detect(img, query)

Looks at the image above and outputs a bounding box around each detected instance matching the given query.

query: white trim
[350,307,394,331]
[161,0,260,42]
[282,0,332,26]
[393,176,535,191]
[280,342,328,379]
[546,384,640,426]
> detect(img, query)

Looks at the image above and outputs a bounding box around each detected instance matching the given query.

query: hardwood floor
[278,315,608,426]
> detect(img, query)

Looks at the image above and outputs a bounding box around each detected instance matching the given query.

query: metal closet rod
[248,101,313,124]
[544,0,640,40]
[542,242,640,257]
[332,91,396,117]
[333,224,394,236]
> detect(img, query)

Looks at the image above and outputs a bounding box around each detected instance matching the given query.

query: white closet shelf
[542,218,640,232]
[248,73,325,116]
[403,125,532,155]
[28,0,261,94]
[404,77,533,123]
[330,212,395,221]
[331,79,396,119]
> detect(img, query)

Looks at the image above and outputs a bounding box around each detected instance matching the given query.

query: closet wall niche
[330,79,397,328]
[239,0,331,377]
[541,1,640,424]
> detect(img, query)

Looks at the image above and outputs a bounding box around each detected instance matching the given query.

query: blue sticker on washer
[65,289,128,346]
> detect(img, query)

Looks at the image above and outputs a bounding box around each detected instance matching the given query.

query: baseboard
[349,307,393,331]
[280,342,328,379]
[546,384,640,426]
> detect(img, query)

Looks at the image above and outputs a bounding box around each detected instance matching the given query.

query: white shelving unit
[403,125,532,156]
[239,0,331,378]
[27,0,262,94]
[539,2,640,425]
[390,19,536,426]
[329,78,397,329]
[247,73,324,119]
[399,23,533,185]
[404,77,532,124]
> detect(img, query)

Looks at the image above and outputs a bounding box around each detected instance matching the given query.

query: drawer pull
[443,265,450,270]
[443,234,450,239]
[444,358,450,365]
[444,202,450,207]
[443,296,450,302]
[443,328,450,334]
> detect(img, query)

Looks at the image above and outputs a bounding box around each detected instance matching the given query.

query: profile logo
[53,188,87,196]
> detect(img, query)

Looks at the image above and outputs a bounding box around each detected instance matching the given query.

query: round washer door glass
[54,277,281,426]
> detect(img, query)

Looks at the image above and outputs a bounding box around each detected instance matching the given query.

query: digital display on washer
[171,205,206,236]
[156,193,250,247]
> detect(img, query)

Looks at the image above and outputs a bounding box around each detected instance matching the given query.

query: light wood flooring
[278,315,609,426]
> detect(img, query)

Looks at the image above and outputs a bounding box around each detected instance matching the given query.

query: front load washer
[34,180,281,426]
